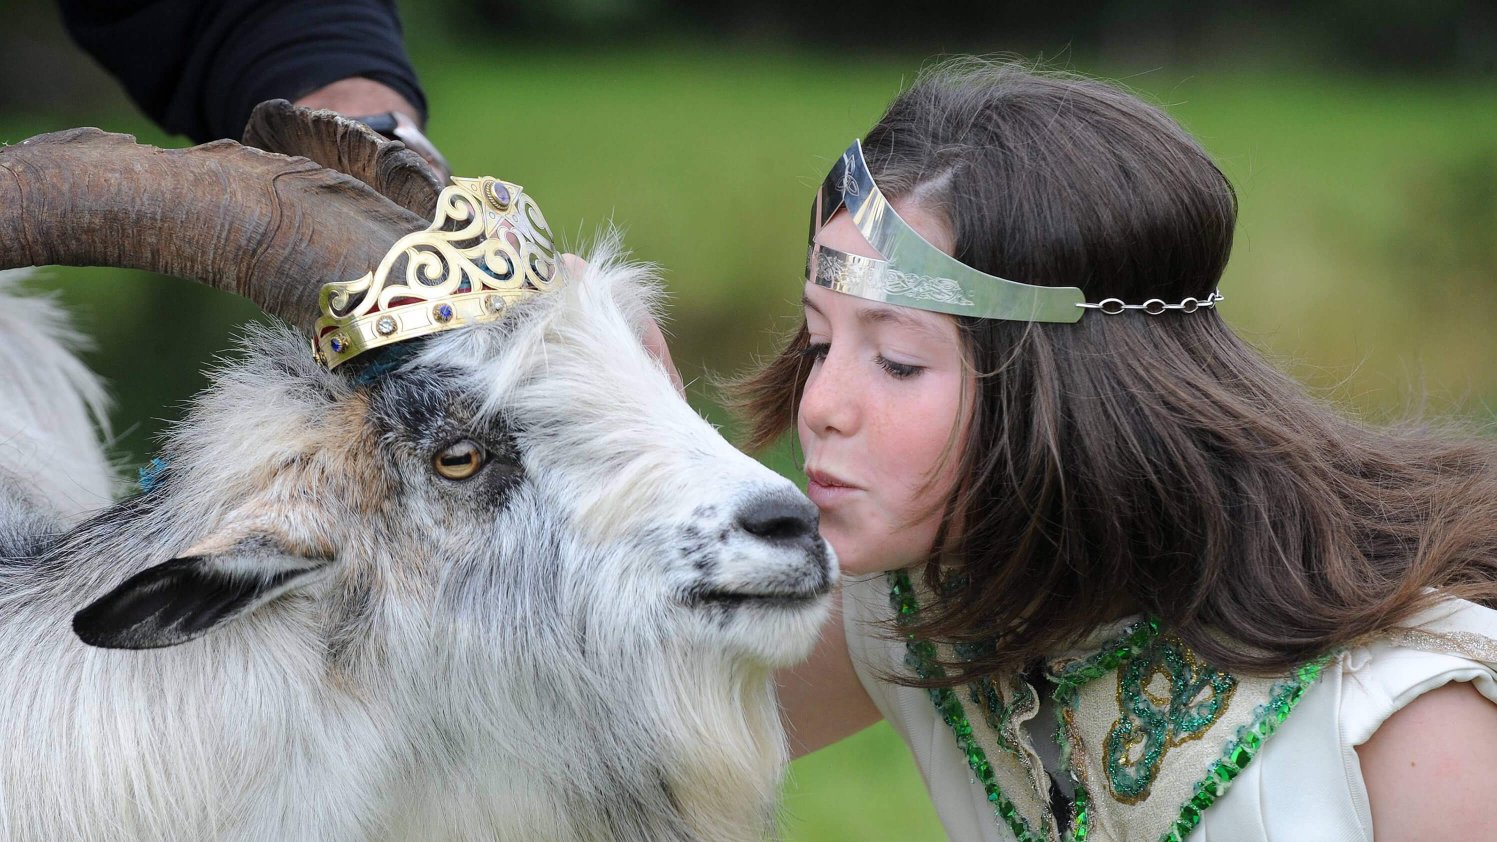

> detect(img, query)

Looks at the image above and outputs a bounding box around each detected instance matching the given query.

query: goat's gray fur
[0,246,834,841]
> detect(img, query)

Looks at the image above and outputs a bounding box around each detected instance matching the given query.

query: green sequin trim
[1050,618,1161,701]
[890,571,1049,842]
[1157,657,1330,842]
[1049,620,1162,841]
[892,570,1330,842]
[1104,634,1239,803]
[1071,786,1090,840]
[969,674,1037,757]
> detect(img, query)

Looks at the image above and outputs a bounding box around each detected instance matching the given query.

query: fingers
[387,112,451,182]
[294,79,451,182]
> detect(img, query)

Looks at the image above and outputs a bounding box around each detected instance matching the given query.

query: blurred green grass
[4,49,1495,842]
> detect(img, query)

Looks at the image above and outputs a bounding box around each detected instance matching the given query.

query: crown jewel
[314,176,559,369]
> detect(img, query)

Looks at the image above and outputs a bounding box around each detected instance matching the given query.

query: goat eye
[433,439,485,480]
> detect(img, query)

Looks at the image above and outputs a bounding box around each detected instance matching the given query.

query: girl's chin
[839,558,919,577]
[819,512,932,576]
[822,535,920,577]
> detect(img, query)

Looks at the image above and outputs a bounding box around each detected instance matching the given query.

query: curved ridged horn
[242,99,441,219]
[0,128,428,335]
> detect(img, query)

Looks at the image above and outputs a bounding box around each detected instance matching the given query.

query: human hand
[295,78,451,181]
[561,255,686,396]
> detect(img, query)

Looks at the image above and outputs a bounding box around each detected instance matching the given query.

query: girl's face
[797,204,971,576]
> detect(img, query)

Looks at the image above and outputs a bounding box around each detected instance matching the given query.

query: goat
[0,105,834,841]
[0,271,115,528]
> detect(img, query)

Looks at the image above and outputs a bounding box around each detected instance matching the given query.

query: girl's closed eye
[801,341,830,362]
[876,355,923,379]
[799,341,923,379]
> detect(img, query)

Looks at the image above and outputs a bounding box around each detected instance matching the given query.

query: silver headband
[806,140,1085,323]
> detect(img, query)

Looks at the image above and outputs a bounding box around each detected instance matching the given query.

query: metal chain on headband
[811,142,1230,322]
[1076,290,1225,316]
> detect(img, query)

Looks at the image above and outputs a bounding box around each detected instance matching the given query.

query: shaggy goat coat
[0,252,833,841]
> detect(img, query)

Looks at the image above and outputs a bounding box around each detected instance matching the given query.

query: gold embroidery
[1383,628,1497,663]
[1103,634,1238,804]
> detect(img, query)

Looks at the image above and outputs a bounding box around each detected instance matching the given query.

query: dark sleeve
[58,0,427,143]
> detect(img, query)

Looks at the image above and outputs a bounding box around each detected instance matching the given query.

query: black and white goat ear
[73,536,333,650]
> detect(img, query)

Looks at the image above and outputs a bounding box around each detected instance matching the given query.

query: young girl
[736,61,1497,841]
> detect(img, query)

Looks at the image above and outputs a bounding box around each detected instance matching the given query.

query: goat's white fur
[0,245,833,841]
[0,271,114,522]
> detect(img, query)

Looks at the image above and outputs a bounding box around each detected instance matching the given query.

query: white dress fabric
[842,572,1497,842]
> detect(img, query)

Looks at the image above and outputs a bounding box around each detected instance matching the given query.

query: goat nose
[736,493,820,544]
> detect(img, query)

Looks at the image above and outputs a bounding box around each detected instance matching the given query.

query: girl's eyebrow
[856,305,934,335]
[808,293,934,335]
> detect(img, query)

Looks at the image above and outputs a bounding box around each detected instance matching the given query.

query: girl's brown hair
[734,59,1497,684]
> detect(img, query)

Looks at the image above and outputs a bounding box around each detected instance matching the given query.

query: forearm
[60,0,426,142]
[776,588,883,759]
[293,77,422,125]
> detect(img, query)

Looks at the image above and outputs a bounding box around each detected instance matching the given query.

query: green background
[3,6,1495,840]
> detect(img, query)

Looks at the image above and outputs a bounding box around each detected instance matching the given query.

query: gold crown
[314,176,560,369]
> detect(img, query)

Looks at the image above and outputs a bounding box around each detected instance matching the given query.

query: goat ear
[73,538,332,650]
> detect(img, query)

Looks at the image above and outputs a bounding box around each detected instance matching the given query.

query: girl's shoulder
[1338,596,1497,746]
[1202,596,1497,842]
[1355,677,1497,840]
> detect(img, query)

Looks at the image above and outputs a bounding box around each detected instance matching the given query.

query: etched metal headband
[314,176,559,370]
[806,141,1222,322]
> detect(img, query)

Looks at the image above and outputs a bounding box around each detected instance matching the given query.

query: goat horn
[0,128,428,335]
[242,99,441,219]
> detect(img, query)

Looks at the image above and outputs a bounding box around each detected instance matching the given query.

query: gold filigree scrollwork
[314,176,560,369]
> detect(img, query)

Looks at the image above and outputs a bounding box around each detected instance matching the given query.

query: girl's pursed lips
[804,466,858,489]
[804,467,864,510]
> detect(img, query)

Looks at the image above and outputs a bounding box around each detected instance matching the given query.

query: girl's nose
[799,349,860,436]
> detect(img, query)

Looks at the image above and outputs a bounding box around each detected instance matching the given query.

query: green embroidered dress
[842,572,1497,842]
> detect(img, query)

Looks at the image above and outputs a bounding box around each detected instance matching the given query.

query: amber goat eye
[433,439,486,480]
